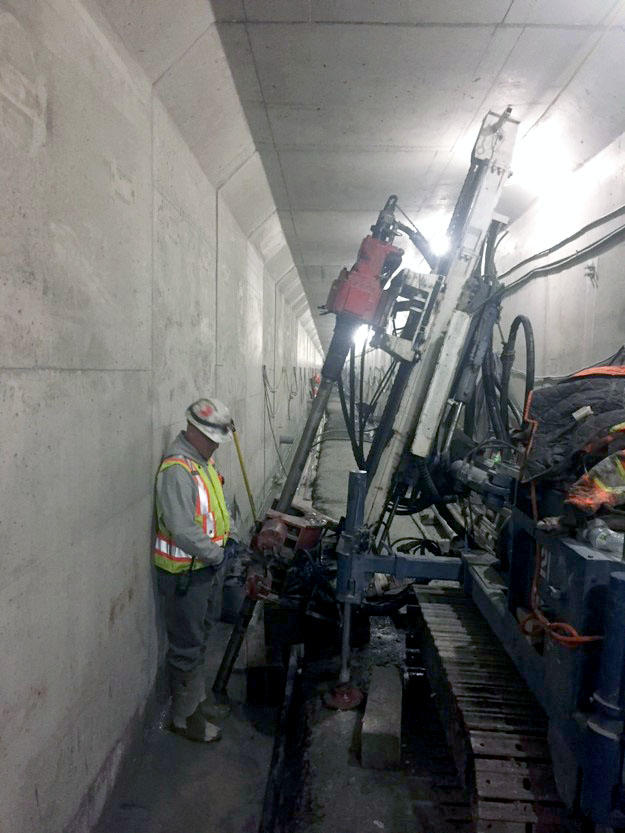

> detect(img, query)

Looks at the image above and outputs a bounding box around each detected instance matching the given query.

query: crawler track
[414,587,573,833]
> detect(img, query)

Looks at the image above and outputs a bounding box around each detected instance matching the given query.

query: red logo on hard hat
[199,403,214,418]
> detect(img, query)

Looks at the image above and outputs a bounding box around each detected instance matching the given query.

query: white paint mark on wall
[0,11,46,153]
[109,159,136,204]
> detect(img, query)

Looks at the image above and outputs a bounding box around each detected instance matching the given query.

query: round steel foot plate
[324,683,364,710]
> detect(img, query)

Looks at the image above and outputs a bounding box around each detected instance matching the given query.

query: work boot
[172,707,222,743]
[170,668,205,727]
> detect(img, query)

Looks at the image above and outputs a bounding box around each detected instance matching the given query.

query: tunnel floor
[95,396,467,833]
[289,617,472,833]
[287,396,470,833]
[94,621,277,833]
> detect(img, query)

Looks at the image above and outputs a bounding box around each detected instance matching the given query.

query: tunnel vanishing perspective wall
[0,2,320,832]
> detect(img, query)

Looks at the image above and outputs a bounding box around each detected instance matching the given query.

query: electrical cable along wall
[496,135,625,381]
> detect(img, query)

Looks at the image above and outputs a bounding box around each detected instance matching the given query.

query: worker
[153,398,234,742]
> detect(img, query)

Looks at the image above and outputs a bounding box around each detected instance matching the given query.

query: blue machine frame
[337,471,625,826]
[464,509,625,826]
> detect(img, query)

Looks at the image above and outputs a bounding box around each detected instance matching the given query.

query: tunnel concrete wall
[499,134,625,381]
[0,2,320,832]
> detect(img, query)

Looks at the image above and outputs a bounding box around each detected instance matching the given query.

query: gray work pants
[156,565,223,676]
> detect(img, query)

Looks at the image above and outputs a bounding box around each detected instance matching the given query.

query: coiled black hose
[499,315,535,433]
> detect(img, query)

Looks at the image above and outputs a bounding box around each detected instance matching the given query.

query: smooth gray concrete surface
[0,2,320,832]
[96,0,321,358]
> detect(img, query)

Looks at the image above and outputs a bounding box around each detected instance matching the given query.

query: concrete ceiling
[212,0,625,348]
[99,0,625,351]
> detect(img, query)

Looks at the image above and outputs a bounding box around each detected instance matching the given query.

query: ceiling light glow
[428,232,450,257]
[399,210,452,269]
[352,324,371,353]
[511,121,573,197]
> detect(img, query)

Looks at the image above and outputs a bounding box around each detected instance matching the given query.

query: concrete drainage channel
[256,612,474,833]
[258,645,307,833]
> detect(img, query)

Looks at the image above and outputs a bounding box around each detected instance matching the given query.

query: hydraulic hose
[464,388,477,438]
[417,457,441,501]
[497,202,625,284]
[499,315,535,433]
[482,345,507,441]
[337,375,366,470]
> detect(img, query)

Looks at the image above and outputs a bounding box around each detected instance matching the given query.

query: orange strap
[572,365,625,379]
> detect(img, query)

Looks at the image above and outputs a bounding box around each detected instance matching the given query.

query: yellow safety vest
[153,456,230,574]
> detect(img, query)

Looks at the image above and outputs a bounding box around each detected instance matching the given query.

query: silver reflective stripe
[154,535,192,562]
[196,478,210,516]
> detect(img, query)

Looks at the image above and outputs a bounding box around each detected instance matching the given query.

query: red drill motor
[326,196,403,323]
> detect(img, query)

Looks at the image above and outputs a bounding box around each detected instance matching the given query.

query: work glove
[223,538,257,569]
[223,537,239,562]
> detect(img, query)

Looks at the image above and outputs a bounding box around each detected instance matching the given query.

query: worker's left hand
[223,538,240,561]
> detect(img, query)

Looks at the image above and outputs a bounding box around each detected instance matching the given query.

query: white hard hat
[186,398,233,444]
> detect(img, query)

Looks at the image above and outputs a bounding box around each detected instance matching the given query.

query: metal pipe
[212,595,257,698]
[345,470,367,534]
[442,401,463,455]
[338,471,366,685]
[216,319,357,695]
[275,315,356,513]
[338,601,352,684]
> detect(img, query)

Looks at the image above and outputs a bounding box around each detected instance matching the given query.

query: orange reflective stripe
[161,456,193,470]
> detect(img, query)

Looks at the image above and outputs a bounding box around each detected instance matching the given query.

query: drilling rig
[217,108,625,832]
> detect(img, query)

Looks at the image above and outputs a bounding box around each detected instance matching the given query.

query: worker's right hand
[223,537,239,562]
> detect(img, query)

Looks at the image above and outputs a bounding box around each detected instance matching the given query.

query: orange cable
[520,482,603,649]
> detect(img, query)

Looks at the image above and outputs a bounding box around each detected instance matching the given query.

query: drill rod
[212,595,257,698]
[212,315,357,696]
[275,314,357,513]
